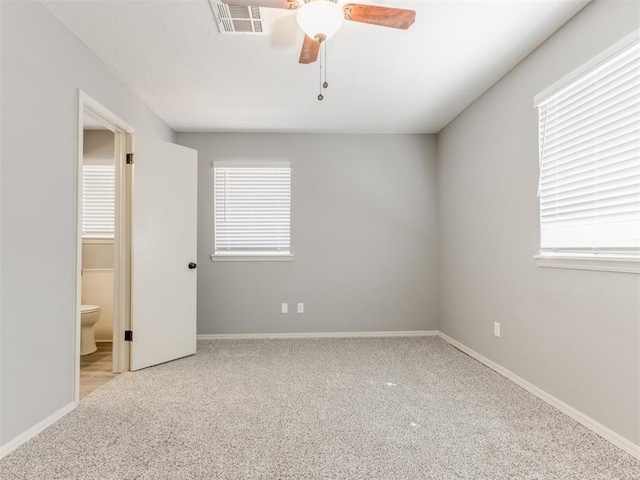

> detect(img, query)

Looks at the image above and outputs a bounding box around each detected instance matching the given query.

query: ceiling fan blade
[343,4,416,30]
[299,35,320,64]
[220,0,298,9]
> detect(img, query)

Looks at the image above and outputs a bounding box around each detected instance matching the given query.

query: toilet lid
[81,305,101,314]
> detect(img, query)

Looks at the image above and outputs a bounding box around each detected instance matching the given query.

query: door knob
[188,262,197,269]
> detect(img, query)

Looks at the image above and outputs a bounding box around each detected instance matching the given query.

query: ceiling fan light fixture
[296,0,344,42]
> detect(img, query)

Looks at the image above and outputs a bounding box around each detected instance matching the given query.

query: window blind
[82,165,115,238]
[536,40,640,255]
[214,162,291,254]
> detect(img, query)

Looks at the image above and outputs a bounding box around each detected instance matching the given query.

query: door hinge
[126,153,134,165]
[124,330,133,342]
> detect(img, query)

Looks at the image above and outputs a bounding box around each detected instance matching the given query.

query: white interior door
[130,135,198,371]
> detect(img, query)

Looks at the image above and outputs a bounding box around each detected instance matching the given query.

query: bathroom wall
[82,130,115,342]
[81,266,113,341]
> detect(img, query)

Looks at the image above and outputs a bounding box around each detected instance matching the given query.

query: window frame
[210,160,293,262]
[533,30,640,274]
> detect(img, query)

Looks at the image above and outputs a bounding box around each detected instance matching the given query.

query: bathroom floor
[80,342,116,399]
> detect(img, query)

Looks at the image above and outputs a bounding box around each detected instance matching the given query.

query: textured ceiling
[43,0,590,133]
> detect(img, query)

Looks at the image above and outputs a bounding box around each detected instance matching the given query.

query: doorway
[79,124,116,398]
[74,91,198,402]
[75,91,134,401]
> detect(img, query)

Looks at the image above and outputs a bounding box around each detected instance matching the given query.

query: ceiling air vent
[210,1,267,35]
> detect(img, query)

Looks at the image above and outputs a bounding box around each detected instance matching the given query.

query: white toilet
[80,305,102,355]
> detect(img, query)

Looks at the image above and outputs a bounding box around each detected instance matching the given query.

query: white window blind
[536,39,640,256]
[214,162,291,255]
[82,165,115,238]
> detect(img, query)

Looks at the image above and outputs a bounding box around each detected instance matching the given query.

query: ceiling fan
[221,0,416,64]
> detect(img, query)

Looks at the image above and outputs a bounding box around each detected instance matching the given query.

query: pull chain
[316,40,329,101]
[318,41,324,101]
[323,39,329,89]
[318,44,324,101]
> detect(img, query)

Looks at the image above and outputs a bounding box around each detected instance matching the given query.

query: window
[82,165,115,238]
[534,35,640,273]
[212,161,291,261]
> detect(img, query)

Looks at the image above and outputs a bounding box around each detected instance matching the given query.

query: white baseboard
[0,401,77,459]
[197,330,438,340]
[437,332,640,461]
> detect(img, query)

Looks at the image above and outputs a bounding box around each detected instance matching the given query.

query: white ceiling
[43,0,590,134]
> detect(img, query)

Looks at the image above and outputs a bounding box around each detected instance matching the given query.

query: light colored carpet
[1,337,638,479]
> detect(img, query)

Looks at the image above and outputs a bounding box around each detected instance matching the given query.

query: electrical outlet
[494,322,501,338]
[281,303,288,314]
[297,303,304,314]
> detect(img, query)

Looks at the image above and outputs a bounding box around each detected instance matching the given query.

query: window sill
[210,253,294,262]
[534,254,640,274]
[82,238,114,245]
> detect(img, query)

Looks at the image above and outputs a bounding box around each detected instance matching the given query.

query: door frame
[74,90,135,402]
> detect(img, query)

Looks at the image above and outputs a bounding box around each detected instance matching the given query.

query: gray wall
[0,1,174,447]
[437,0,640,445]
[177,133,438,335]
